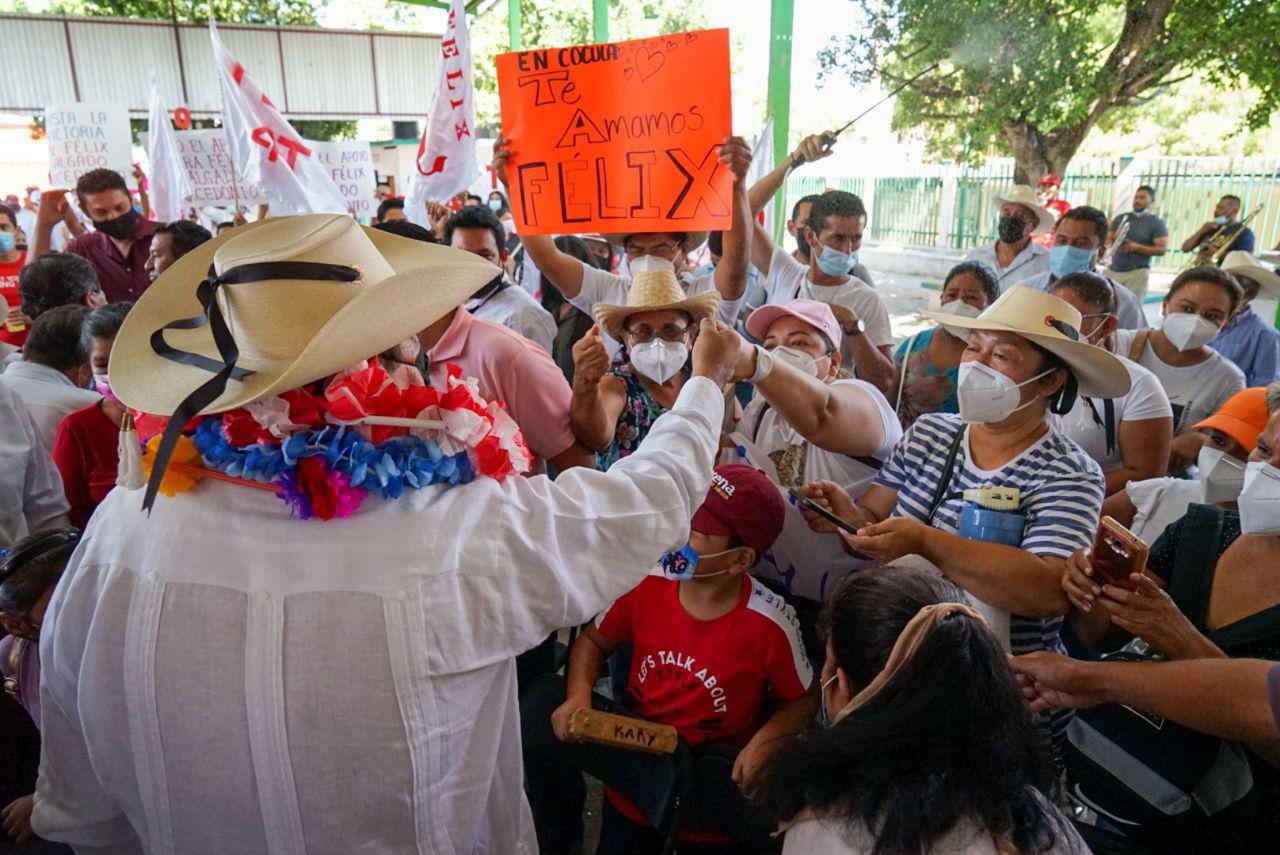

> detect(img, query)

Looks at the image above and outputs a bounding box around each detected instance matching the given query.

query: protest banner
[496,28,732,236]
[45,103,136,189]
[141,129,266,207]
[314,140,378,218]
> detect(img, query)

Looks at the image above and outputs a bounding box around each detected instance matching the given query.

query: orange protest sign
[496,29,732,237]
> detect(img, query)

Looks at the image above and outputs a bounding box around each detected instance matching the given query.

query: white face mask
[1238,461,1280,535]
[956,361,1052,424]
[771,345,822,377]
[938,299,983,341]
[1199,446,1247,505]
[1161,311,1221,351]
[630,339,688,384]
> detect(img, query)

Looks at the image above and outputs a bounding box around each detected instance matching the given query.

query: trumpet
[1191,204,1264,267]
[1100,216,1131,268]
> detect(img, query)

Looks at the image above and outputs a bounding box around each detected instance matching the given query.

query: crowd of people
[0,125,1279,855]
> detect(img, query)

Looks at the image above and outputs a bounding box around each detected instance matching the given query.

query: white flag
[209,19,347,215]
[750,116,775,235]
[410,0,478,206]
[146,73,192,223]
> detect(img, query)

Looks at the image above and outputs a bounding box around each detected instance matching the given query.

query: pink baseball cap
[745,299,843,351]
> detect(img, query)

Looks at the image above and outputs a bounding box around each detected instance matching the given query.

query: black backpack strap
[926,424,966,525]
[1209,604,1280,653]
[1166,504,1229,629]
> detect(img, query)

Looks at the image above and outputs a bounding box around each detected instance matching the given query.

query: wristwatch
[843,318,864,337]
[749,344,774,384]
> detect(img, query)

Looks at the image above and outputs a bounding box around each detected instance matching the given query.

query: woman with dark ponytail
[753,564,1086,854]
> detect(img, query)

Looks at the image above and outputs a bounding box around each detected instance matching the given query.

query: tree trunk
[1002,119,1096,186]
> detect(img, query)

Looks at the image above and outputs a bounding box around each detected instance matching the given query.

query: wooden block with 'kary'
[566,708,679,755]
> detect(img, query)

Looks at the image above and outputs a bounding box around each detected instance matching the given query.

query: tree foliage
[51,0,319,25]
[820,0,1280,182]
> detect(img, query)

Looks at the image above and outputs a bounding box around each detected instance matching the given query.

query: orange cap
[1193,387,1270,452]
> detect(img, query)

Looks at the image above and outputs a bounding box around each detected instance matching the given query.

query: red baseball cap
[690,464,785,556]
[1038,173,1062,187]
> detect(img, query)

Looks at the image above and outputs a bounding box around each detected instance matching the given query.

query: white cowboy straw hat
[922,286,1132,399]
[111,213,498,418]
[602,230,710,251]
[993,185,1057,236]
[593,257,720,341]
[1222,251,1280,296]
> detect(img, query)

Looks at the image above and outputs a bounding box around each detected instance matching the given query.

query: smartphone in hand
[788,488,860,535]
[1091,516,1148,590]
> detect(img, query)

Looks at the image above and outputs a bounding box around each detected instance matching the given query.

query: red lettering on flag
[252,127,312,171]
[454,120,471,141]
[232,62,245,85]
[442,39,460,60]
[445,69,464,91]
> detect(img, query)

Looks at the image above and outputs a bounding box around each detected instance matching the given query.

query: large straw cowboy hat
[593,257,720,341]
[993,185,1057,236]
[111,214,498,418]
[1221,251,1280,296]
[922,286,1132,399]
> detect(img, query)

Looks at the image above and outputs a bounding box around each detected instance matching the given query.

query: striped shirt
[875,412,1105,757]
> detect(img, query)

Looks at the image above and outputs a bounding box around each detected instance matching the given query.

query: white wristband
[749,344,774,384]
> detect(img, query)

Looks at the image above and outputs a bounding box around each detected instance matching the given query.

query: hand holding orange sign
[496,29,732,236]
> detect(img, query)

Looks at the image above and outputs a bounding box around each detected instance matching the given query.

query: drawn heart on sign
[665,38,678,51]
[685,32,698,44]
[623,66,634,79]
[635,48,666,82]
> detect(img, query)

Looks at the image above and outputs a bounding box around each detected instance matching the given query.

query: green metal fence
[872,175,942,245]
[786,155,1280,268]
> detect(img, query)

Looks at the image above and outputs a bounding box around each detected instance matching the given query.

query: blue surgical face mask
[1048,244,1095,278]
[1213,215,1229,225]
[816,244,856,277]
[0,232,14,253]
[658,543,735,581]
[1132,207,1149,215]
[487,199,502,212]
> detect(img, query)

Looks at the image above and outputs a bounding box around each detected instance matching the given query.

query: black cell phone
[788,488,860,535]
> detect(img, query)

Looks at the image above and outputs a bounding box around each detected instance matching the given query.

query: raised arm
[569,327,627,452]
[492,134,587,297]
[31,189,72,260]
[746,345,887,457]
[713,136,753,302]
[746,133,833,276]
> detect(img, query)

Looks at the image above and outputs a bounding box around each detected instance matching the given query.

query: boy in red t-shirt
[548,464,816,850]
[0,204,29,348]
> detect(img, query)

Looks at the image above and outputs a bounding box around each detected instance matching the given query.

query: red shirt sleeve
[762,602,814,705]
[595,578,653,643]
[52,413,95,530]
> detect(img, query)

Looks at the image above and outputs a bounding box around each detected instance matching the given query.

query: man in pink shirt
[419,306,596,473]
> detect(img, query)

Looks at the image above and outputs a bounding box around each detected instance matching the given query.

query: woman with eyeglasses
[570,259,721,469]
[1049,272,1174,497]
[752,564,1086,854]
[0,528,79,848]
[1113,266,1246,473]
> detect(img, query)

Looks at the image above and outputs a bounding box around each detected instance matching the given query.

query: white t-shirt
[1114,328,1245,434]
[1124,476,1205,546]
[570,263,746,357]
[1052,357,1172,472]
[739,378,903,603]
[761,247,894,365]
[465,281,556,354]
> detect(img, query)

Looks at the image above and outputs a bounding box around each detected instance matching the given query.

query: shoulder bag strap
[926,424,966,525]
[894,331,921,417]
[1128,329,1151,363]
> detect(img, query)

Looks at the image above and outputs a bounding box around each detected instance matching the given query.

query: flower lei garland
[139,360,532,520]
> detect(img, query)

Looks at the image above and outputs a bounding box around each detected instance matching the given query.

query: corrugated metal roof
[0,14,441,120]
